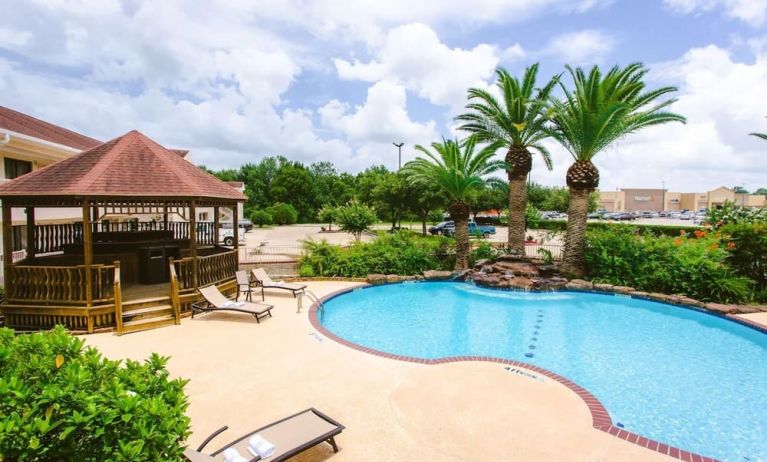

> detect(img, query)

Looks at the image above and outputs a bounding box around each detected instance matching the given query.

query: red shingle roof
[0,130,246,201]
[170,149,189,158]
[0,106,101,150]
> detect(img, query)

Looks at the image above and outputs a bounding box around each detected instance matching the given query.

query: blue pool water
[321,282,767,462]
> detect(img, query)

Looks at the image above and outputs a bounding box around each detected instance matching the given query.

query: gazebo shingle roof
[0,105,101,150]
[0,130,245,201]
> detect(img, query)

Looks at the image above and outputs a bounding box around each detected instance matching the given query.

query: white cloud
[541,29,616,65]
[335,23,499,109]
[319,80,437,144]
[664,0,767,26]
[501,43,527,63]
[532,44,767,192]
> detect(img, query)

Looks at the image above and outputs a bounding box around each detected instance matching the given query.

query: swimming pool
[319,282,767,462]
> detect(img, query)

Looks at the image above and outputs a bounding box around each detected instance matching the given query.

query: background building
[599,186,766,212]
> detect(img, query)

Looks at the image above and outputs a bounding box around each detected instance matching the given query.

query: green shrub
[537,220,702,237]
[249,210,273,228]
[317,205,339,231]
[707,200,767,229]
[524,204,542,230]
[0,326,191,462]
[470,241,497,265]
[721,222,767,300]
[301,232,453,277]
[265,202,298,225]
[584,227,751,303]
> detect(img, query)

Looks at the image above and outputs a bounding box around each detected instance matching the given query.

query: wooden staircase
[119,297,177,334]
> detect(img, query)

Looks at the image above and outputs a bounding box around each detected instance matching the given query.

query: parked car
[219,228,246,246]
[608,212,636,221]
[679,212,694,220]
[443,221,496,238]
[220,220,254,233]
[429,221,455,235]
[640,211,659,218]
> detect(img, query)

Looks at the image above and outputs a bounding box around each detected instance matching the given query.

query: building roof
[0,130,246,201]
[170,149,189,158]
[226,181,244,189]
[0,105,101,150]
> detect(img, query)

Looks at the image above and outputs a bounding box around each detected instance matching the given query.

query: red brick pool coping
[308,284,724,462]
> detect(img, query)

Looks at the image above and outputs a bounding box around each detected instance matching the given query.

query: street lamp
[392,142,404,170]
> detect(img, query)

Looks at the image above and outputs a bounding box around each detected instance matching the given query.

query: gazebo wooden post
[82,199,94,332]
[213,206,220,246]
[189,200,198,290]
[163,205,169,232]
[232,202,239,268]
[2,202,12,295]
[25,206,35,260]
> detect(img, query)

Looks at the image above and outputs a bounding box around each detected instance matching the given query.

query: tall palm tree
[456,64,558,255]
[403,136,504,270]
[548,63,685,277]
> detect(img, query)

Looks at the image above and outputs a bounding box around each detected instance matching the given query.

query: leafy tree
[269,161,318,222]
[756,187,767,196]
[250,210,273,228]
[371,172,411,229]
[733,186,749,194]
[468,186,506,220]
[548,63,685,276]
[403,136,504,270]
[266,202,298,225]
[336,200,378,241]
[457,64,558,254]
[409,183,446,235]
[317,204,339,231]
[525,203,542,230]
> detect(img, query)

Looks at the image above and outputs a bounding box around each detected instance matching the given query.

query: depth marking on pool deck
[504,366,545,382]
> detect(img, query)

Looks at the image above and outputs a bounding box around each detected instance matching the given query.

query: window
[4,158,32,179]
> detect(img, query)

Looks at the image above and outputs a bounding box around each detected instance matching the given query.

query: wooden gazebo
[0,130,245,334]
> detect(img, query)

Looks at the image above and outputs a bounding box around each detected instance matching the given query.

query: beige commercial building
[599,186,766,212]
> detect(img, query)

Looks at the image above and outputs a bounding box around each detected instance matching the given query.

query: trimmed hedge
[537,220,702,236]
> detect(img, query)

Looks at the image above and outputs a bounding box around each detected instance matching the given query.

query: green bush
[249,210,273,228]
[0,326,191,461]
[721,222,767,300]
[301,232,453,277]
[470,241,498,265]
[524,204,542,230]
[584,227,751,303]
[265,202,298,225]
[707,200,767,229]
[537,220,702,237]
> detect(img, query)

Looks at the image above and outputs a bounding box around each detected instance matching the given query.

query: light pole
[392,142,404,170]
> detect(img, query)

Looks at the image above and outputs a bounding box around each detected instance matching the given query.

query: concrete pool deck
[85,281,678,462]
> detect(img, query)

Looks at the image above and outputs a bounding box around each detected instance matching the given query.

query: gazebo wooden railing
[170,249,238,316]
[3,262,121,333]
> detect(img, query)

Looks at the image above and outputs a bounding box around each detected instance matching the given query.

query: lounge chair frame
[188,408,344,462]
[251,268,307,301]
[192,285,273,323]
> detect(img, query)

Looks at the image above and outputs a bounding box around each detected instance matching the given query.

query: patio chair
[193,285,273,323]
[251,268,306,301]
[235,270,255,302]
[183,408,344,462]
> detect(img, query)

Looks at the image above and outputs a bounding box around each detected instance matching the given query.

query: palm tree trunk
[507,175,527,255]
[562,187,590,277]
[450,201,471,270]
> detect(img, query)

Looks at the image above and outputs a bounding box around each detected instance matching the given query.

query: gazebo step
[122,296,172,311]
[122,304,175,322]
[121,314,176,334]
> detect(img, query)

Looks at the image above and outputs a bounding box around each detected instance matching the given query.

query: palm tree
[548,63,685,277]
[403,136,504,270]
[456,64,558,255]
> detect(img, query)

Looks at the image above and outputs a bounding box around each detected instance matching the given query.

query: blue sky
[1,0,766,192]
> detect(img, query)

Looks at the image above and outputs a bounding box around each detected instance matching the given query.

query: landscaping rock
[613,286,635,294]
[628,291,650,298]
[493,261,539,276]
[566,279,592,290]
[366,274,387,285]
[423,270,454,281]
[647,292,674,303]
[386,274,401,283]
[594,283,615,292]
[735,305,762,314]
[453,269,473,281]
[705,303,739,314]
[473,259,490,270]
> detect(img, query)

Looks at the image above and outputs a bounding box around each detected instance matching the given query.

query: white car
[219,228,246,246]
